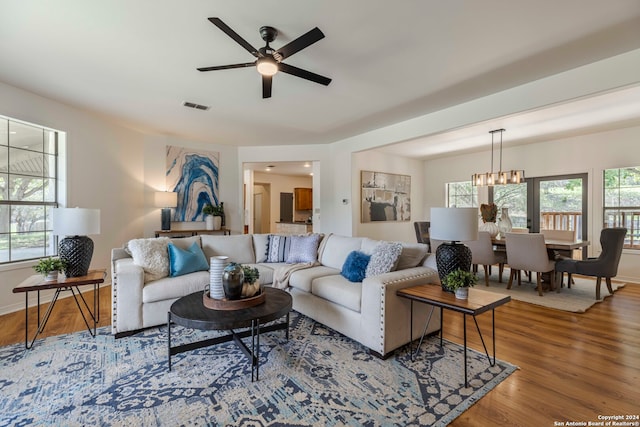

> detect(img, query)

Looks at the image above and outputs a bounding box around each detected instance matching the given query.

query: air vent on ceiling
[182,101,210,111]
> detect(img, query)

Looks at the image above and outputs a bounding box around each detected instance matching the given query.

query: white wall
[0,81,145,314]
[423,125,640,283]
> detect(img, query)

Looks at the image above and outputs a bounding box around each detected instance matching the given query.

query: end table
[12,269,106,349]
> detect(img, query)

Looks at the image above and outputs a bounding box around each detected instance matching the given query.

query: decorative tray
[203,288,265,310]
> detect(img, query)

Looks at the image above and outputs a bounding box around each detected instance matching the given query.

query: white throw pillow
[365,241,403,278]
[127,237,170,283]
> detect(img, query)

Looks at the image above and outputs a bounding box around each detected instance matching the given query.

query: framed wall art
[166,145,220,222]
[361,170,411,222]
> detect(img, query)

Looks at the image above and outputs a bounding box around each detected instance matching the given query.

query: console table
[397,284,510,387]
[12,269,106,349]
[155,228,231,238]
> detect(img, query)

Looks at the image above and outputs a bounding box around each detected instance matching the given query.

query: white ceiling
[2,0,640,163]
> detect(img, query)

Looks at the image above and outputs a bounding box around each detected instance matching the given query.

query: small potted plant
[202,203,223,230]
[33,257,67,281]
[442,268,478,299]
[241,265,260,298]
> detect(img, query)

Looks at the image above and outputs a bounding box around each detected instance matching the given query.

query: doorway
[280,192,293,222]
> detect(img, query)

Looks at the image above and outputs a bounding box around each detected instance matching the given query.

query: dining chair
[541,229,577,286]
[429,238,444,254]
[505,233,556,296]
[413,221,431,252]
[541,229,576,241]
[555,228,627,300]
[497,227,529,281]
[464,231,507,285]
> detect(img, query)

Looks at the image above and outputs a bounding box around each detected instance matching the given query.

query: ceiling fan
[197,17,332,99]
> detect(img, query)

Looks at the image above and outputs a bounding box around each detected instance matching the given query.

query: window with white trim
[603,166,640,249]
[0,116,59,263]
[446,181,477,208]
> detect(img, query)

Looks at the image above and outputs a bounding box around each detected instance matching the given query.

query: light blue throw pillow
[168,241,209,277]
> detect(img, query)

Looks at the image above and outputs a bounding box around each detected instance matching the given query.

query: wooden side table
[12,269,106,349]
[397,284,510,387]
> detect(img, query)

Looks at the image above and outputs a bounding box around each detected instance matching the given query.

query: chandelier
[472,128,524,186]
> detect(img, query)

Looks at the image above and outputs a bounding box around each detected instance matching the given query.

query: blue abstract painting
[166,146,219,221]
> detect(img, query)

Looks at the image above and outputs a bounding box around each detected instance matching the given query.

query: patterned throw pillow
[286,234,322,264]
[365,241,403,278]
[266,235,293,263]
[126,237,170,283]
[341,251,371,282]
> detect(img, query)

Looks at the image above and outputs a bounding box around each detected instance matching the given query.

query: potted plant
[442,268,478,299]
[241,265,260,298]
[33,257,67,281]
[202,203,223,230]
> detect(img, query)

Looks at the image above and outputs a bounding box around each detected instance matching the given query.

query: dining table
[492,237,590,257]
[492,236,590,286]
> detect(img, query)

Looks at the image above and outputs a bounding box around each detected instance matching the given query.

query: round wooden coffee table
[167,287,292,381]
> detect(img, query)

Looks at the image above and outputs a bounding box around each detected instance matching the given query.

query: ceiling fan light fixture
[256,57,278,76]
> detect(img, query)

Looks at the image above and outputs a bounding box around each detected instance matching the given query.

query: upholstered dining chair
[465,231,507,286]
[505,233,556,296]
[555,228,627,300]
[413,221,431,252]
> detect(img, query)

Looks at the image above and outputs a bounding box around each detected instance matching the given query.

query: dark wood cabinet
[294,188,312,210]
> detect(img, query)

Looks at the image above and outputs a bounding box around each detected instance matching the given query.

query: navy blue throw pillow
[341,251,371,283]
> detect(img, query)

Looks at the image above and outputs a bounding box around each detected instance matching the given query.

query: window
[0,117,58,263]
[446,181,477,208]
[604,166,640,249]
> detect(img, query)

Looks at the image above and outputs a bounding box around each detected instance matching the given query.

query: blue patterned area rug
[0,313,516,426]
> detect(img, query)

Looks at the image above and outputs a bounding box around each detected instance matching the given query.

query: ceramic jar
[222,262,244,300]
[479,221,499,238]
[209,256,229,299]
[498,207,513,236]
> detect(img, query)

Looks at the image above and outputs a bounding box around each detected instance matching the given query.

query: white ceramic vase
[498,207,513,236]
[455,287,469,300]
[205,216,214,230]
[209,256,228,299]
[479,221,499,238]
[212,216,222,231]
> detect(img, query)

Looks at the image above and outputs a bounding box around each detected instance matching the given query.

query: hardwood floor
[1,283,638,425]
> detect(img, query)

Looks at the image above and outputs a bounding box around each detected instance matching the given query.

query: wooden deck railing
[540,211,582,240]
[604,209,640,249]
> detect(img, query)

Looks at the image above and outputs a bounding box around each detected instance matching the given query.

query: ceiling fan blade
[262,75,273,99]
[276,27,325,60]
[208,17,260,58]
[197,63,255,72]
[278,62,332,86]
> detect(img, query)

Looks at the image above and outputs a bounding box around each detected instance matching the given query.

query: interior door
[253,193,262,234]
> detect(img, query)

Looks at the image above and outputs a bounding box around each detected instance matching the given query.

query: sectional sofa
[111,233,441,358]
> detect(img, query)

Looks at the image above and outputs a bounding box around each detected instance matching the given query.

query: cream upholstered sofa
[111,233,441,358]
